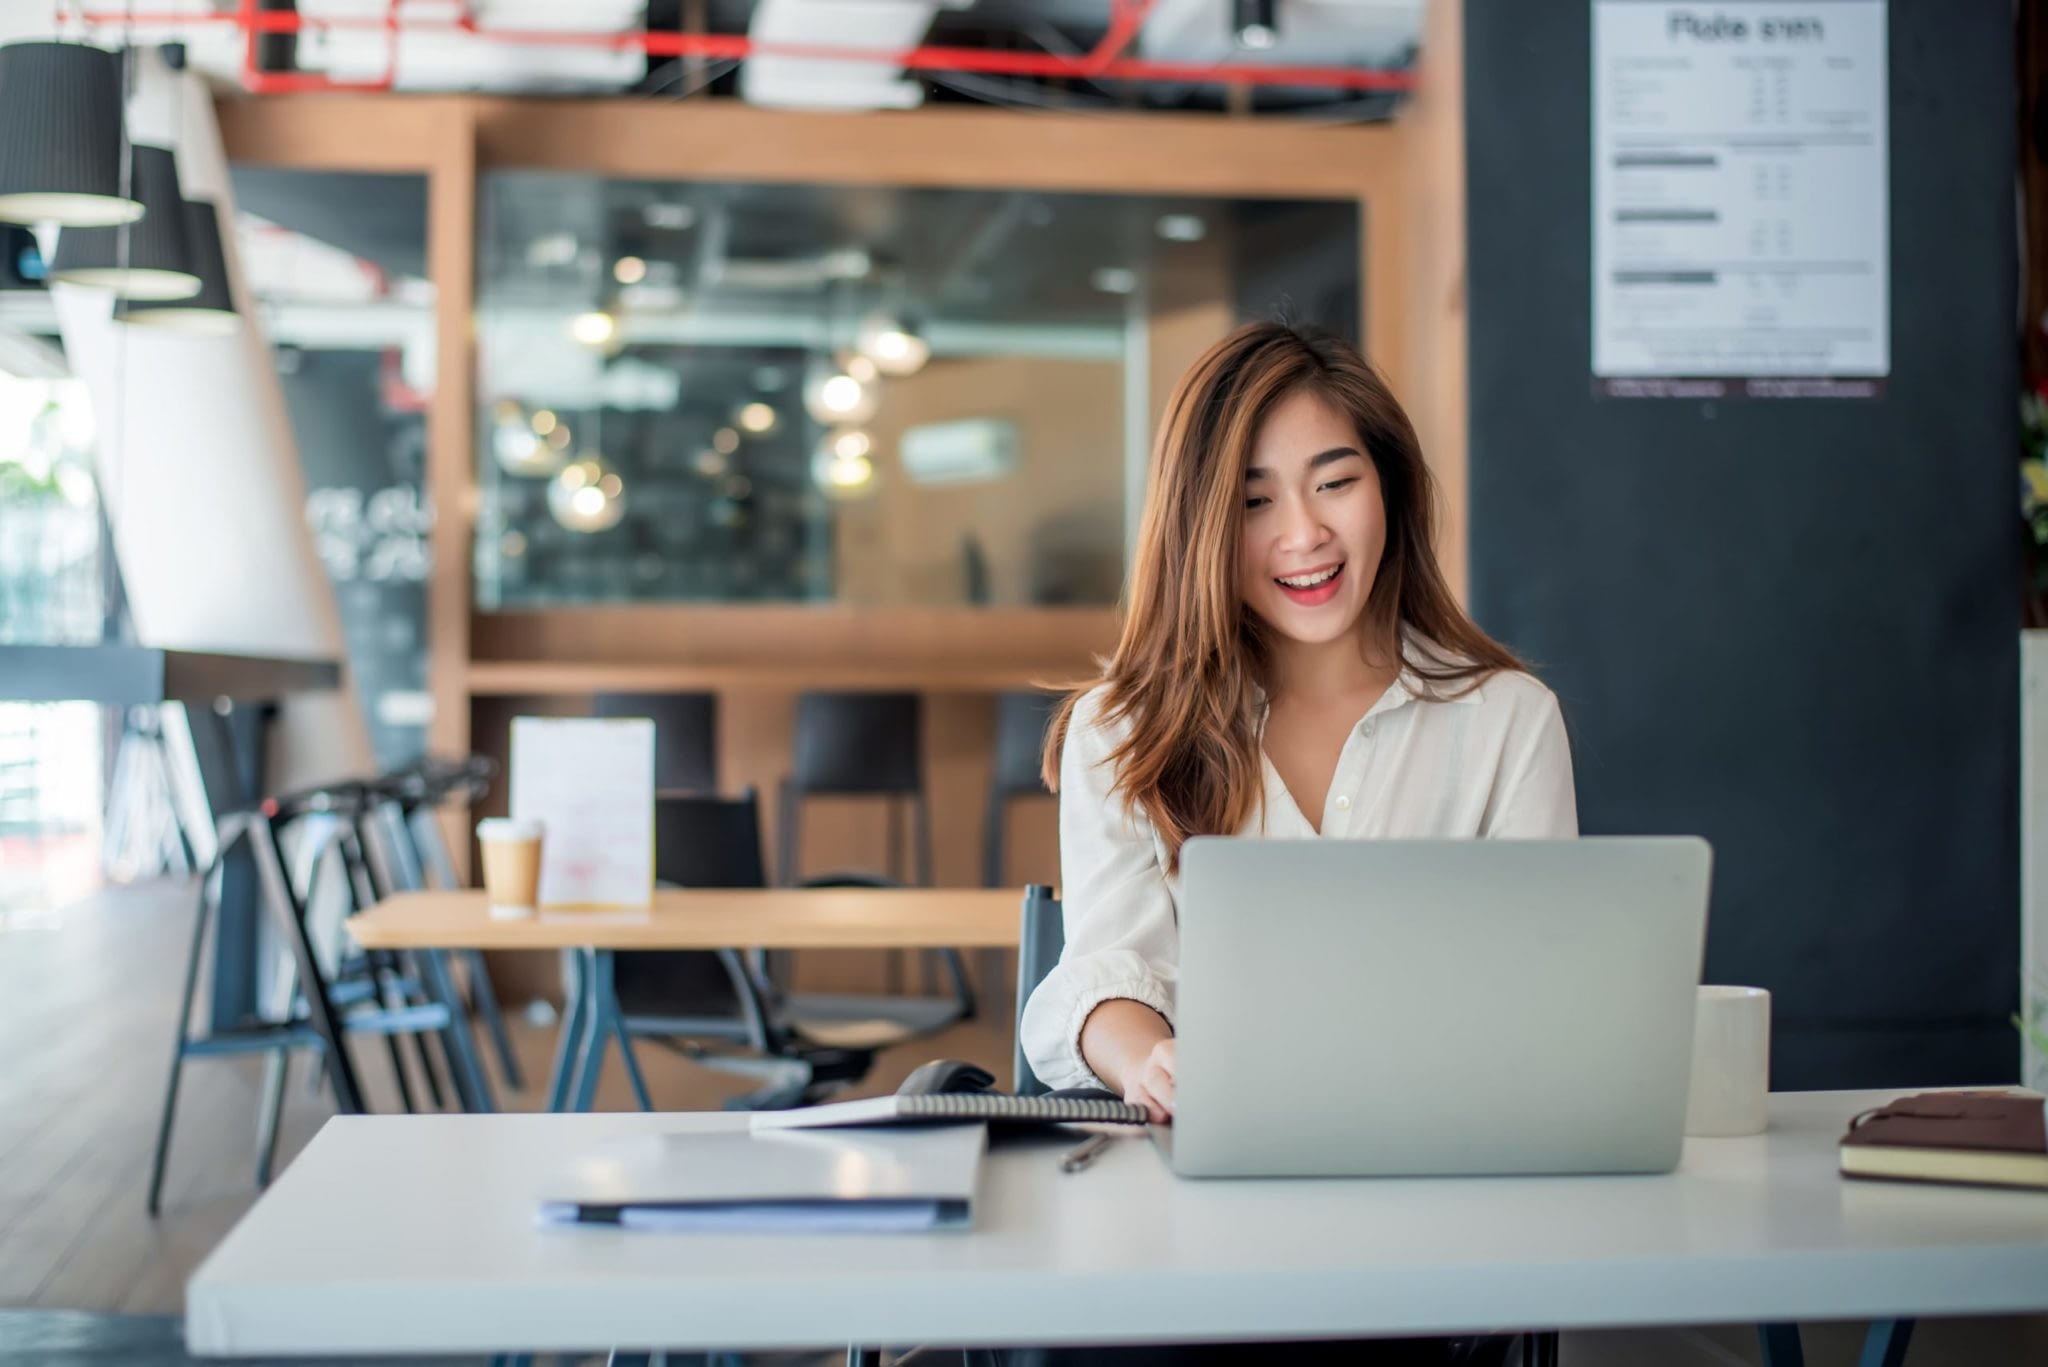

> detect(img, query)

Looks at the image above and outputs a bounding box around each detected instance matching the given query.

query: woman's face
[1236,386,1386,650]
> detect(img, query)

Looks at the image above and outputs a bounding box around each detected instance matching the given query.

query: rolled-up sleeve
[1018,688,1181,1092]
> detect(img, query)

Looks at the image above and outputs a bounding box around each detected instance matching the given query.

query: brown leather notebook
[1838,1090,2048,1191]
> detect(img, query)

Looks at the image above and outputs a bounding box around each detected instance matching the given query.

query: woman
[1021,321,1578,1124]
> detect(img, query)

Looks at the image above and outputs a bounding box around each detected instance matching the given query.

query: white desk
[186,1090,2048,1358]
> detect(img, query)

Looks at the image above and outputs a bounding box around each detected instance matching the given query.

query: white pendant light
[489,400,564,478]
[811,428,876,499]
[802,359,878,426]
[855,312,930,378]
[548,454,627,533]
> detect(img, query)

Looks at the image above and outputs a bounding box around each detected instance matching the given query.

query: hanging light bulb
[48,146,199,299]
[856,313,931,378]
[490,399,564,477]
[0,43,143,228]
[802,359,878,426]
[811,428,877,499]
[570,309,618,347]
[547,454,627,533]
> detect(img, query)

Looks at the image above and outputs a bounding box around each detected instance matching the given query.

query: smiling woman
[1010,322,1578,1365]
[1021,321,1578,1117]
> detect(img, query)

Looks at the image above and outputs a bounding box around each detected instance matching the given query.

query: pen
[1060,1132,1115,1173]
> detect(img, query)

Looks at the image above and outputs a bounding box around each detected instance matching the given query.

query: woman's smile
[1274,561,1346,606]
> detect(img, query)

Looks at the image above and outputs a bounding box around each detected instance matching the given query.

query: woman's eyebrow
[1244,446,1364,480]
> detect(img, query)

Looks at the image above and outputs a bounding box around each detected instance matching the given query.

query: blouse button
[1334,795,1352,811]
[1360,722,1376,740]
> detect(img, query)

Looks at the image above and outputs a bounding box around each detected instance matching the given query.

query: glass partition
[474,175,1358,609]
[230,165,434,766]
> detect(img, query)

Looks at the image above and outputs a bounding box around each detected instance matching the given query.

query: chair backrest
[652,790,768,888]
[613,790,769,1018]
[990,690,1058,800]
[1013,883,1064,1096]
[594,692,719,795]
[984,690,1059,887]
[789,691,922,795]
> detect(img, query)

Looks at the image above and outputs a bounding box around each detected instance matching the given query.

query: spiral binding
[896,1094,1149,1124]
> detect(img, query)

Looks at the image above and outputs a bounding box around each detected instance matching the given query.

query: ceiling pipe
[235,0,399,93]
[73,1,1416,96]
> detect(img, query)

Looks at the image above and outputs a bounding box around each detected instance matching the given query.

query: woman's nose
[1277,498,1330,551]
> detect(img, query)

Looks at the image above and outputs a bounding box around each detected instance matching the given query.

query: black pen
[1060,1132,1114,1173]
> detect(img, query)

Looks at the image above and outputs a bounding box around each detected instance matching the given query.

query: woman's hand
[1123,1038,1176,1123]
[1078,998,1175,1120]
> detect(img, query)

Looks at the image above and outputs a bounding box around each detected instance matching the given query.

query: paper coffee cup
[476,817,543,920]
[1684,985,1771,1137]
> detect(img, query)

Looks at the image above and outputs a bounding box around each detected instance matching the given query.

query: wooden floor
[0,876,1010,1319]
[3,879,2046,1366]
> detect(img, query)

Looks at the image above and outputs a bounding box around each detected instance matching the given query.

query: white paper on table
[509,716,655,909]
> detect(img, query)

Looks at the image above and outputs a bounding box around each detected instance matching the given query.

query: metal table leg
[571,949,610,1112]
[1762,1319,1915,1367]
[422,947,497,1113]
[545,949,591,1113]
[571,950,652,1112]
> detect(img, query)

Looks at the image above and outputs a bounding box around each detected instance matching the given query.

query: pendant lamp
[0,43,144,228]
[116,198,237,334]
[49,145,199,299]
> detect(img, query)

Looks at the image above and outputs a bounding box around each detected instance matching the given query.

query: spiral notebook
[751,1091,1150,1131]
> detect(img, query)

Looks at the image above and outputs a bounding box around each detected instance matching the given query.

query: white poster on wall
[1592,1,1889,398]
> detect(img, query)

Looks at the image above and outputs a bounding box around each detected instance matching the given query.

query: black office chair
[773,691,974,1029]
[777,691,928,886]
[1014,883,1064,1097]
[148,771,445,1214]
[983,691,1059,890]
[372,756,524,1094]
[593,691,718,795]
[610,790,882,1109]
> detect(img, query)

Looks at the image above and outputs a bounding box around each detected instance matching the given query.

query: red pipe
[234,0,399,94]
[77,3,1416,96]
[1076,0,1156,76]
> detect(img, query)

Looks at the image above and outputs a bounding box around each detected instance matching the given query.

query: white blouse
[1018,646,1580,1093]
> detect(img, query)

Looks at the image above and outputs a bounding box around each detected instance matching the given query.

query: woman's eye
[1244,495,1270,510]
[1318,477,1358,494]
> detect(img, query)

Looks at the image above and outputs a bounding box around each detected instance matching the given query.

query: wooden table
[350,887,1023,952]
[349,887,1026,1113]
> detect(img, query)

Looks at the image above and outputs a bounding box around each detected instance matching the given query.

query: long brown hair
[1043,321,1524,871]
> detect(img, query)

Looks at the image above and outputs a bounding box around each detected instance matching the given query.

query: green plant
[2021,966,2048,1062]
[2024,389,2048,626]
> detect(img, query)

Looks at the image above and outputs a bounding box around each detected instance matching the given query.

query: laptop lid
[1169,837,1712,1178]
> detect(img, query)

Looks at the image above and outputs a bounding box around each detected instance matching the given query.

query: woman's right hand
[1124,1038,1176,1123]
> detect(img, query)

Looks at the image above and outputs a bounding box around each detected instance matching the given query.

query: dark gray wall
[1466,4,2019,1087]
[280,350,429,769]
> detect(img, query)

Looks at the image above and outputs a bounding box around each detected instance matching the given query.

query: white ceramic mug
[1684,985,1771,1137]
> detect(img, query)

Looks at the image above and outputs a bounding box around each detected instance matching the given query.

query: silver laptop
[1165,836,1713,1178]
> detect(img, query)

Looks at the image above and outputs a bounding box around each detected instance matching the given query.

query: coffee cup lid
[476,816,543,841]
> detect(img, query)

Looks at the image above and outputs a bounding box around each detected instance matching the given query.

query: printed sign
[509,716,655,909]
[1593,2,1889,397]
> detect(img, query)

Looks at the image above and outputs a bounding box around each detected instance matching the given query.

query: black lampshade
[116,198,237,335]
[0,43,143,228]
[49,145,199,300]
